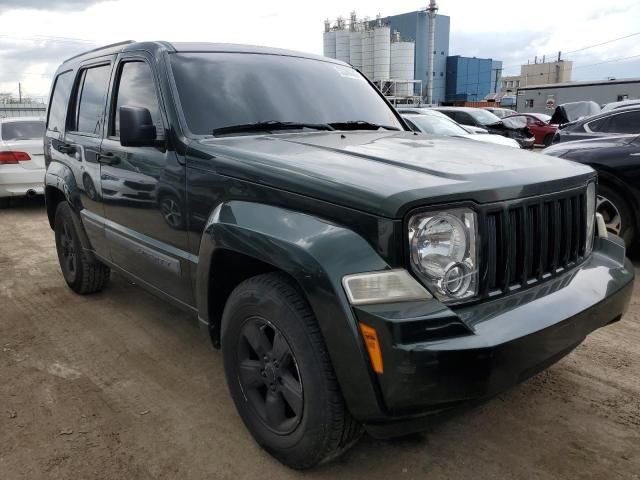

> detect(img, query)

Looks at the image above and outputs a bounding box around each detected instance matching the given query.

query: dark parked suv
[44,41,634,469]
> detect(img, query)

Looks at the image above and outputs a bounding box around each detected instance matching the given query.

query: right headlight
[408,208,478,303]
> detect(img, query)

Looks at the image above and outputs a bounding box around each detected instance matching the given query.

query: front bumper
[354,236,634,438]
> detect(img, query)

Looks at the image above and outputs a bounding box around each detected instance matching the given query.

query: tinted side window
[607,111,640,134]
[455,112,473,125]
[587,116,611,132]
[75,64,111,135]
[47,71,74,133]
[112,61,162,138]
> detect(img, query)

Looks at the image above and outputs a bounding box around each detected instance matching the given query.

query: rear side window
[607,111,640,134]
[47,71,74,133]
[1,120,45,141]
[74,64,111,135]
[111,61,163,138]
[587,116,611,132]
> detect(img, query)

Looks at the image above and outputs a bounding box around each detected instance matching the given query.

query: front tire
[597,184,635,247]
[221,273,362,469]
[0,197,9,209]
[54,202,110,294]
[543,133,554,147]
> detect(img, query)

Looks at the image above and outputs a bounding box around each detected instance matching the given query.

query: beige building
[502,60,573,93]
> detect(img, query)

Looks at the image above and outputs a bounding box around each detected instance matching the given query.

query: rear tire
[221,272,362,469]
[543,133,553,147]
[597,184,635,247]
[54,202,110,294]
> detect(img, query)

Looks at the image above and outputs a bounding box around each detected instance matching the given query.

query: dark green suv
[44,41,634,469]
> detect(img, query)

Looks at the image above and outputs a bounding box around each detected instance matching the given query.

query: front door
[99,56,193,306]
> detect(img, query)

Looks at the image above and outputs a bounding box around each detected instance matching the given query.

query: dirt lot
[1,198,639,480]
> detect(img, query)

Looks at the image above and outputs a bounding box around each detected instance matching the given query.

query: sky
[1,0,639,101]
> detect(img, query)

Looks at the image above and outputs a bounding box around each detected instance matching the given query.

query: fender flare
[45,160,83,227]
[196,200,390,420]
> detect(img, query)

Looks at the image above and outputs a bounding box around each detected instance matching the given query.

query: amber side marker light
[359,322,384,374]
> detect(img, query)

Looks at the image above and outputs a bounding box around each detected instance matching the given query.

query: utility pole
[425,0,438,104]
[18,82,22,103]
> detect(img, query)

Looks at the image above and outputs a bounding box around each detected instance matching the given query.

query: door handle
[98,152,120,166]
[58,143,76,154]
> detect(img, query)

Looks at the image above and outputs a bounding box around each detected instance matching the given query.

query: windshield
[169,52,403,135]
[405,114,468,136]
[468,109,502,125]
[1,120,45,141]
[531,113,551,122]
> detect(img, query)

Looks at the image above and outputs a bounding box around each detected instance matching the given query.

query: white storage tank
[361,30,375,80]
[373,26,391,81]
[349,31,362,70]
[335,30,351,63]
[390,41,415,96]
[323,31,336,59]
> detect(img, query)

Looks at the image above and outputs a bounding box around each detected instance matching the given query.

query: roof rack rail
[63,40,136,63]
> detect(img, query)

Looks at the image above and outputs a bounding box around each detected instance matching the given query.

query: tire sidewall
[221,281,333,462]
[598,184,635,246]
[54,203,81,288]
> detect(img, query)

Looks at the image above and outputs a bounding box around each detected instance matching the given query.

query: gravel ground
[1,198,639,479]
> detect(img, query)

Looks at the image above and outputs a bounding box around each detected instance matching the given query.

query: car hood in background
[456,134,520,148]
[189,131,594,218]
[543,135,638,157]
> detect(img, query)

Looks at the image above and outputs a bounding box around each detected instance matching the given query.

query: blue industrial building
[445,56,503,102]
[379,11,450,104]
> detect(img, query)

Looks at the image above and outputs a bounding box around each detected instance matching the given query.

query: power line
[564,31,640,55]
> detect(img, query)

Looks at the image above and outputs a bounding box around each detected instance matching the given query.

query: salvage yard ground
[1,198,639,480]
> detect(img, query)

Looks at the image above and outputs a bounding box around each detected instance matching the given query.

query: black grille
[480,187,588,297]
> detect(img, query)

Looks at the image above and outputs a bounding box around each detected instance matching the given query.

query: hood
[543,135,637,157]
[189,131,595,218]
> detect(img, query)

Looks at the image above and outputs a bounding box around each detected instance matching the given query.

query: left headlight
[408,208,478,303]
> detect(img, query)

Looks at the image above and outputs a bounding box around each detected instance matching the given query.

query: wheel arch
[45,161,82,229]
[196,200,390,421]
[592,167,640,235]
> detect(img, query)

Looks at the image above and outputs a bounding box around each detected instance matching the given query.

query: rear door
[99,54,193,305]
[62,60,114,254]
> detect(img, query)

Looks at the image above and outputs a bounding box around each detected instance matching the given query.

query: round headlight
[408,208,478,302]
[411,214,468,277]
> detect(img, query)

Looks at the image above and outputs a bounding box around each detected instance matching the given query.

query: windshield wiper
[328,120,401,131]
[212,121,335,136]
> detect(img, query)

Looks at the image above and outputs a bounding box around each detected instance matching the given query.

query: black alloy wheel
[236,317,303,434]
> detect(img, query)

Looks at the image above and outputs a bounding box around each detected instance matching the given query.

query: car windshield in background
[405,114,468,136]
[503,116,527,128]
[532,113,551,122]
[1,120,45,141]
[468,109,502,125]
[170,52,403,136]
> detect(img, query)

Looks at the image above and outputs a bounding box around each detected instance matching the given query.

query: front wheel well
[45,185,66,229]
[207,249,292,348]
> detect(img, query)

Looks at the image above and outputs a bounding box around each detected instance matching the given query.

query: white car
[399,110,521,148]
[0,117,46,208]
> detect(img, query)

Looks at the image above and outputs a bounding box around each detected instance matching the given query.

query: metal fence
[0,103,47,119]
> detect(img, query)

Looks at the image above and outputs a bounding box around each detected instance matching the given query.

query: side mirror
[120,106,158,147]
[536,120,546,127]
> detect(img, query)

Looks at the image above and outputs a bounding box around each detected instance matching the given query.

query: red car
[504,113,558,146]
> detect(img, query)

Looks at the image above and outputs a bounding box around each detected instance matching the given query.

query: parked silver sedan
[0,117,46,208]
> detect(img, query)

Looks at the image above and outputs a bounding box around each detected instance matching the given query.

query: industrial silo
[335,30,351,63]
[390,41,415,96]
[323,20,336,59]
[373,26,391,81]
[361,29,375,80]
[349,31,362,70]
